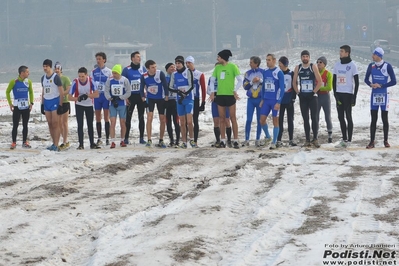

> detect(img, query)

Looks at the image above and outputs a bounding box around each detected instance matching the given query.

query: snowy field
[0,47,399,266]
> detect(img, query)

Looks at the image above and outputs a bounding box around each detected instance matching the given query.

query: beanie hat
[301,50,310,57]
[317,56,327,66]
[218,49,232,61]
[43,59,52,68]
[54,61,62,71]
[112,64,122,75]
[373,47,384,58]
[165,62,174,71]
[175,55,185,64]
[279,56,289,67]
[185,56,195,63]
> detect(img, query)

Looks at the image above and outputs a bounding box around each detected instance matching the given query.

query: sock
[226,127,232,142]
[221,139,226,144]
[328,131,332,138]
[105,122,110,139]
[273,127,279,144]
[96,122,102,139]
[262,124,271,139]
[214,127,220,142]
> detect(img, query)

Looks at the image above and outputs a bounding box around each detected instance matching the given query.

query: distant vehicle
[370,39,391,54]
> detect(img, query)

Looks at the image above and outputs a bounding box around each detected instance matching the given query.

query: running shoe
[189,140,197,148]
[233,141,239,149]
[289,140,297,147]
[384,141,390,148]
[146,140,152,147]
[227,140,232,148]
[218,141,226,148]
[158,140,167,148]
[276,141,283,148]
[180,142,187,149]
[213,141,221,148]
[335,140,347,148]
[106,139,110,145]
[97,139,103,145]
[110,142,116,149]
[10,142,16,149]
[90,143,101,149]
[302,140,312,148]
[120,141,127,147]
[123,139,129,145]
[77,145,84,150]
[59,142,70,150]
[49,145,60,152]
[328,137,333,143]
[311,139,320,148]
[366,141,375,149]
[22,142,31,149]
[269,143,277,150]
[139,138,147,144]
[242,140,250,147]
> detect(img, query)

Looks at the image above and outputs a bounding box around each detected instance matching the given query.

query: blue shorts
[177,98,194,116]
[94,93,110,111]
[261,99,279,117]
[44,97,60,112]
[110,105,127,119]
[212,101,230,118]
[370,92,389,111]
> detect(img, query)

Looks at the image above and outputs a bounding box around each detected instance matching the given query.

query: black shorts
[148,98,166,115]
[215,95,236,107]
[62,102,70,114]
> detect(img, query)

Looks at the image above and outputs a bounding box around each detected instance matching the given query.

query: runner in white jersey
[41,59,64,151]
[333,45,359,148]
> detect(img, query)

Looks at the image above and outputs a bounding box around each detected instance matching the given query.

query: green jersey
[211,62,240,96]
[60,75,71,103]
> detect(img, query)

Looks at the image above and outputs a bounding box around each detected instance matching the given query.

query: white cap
[185,56,195,63]
[373,47,384,58]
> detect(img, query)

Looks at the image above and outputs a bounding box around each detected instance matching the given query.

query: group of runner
[5,45,396,150]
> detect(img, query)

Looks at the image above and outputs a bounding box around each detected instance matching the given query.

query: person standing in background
[316,56,333,143]
[54,62,72,150]
[364,47,396,149]
[164,62,181,147]
[6,66,34,149]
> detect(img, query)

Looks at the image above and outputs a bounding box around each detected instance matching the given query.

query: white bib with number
[301,80,313,92]
[148,85,158,95]
[220,71,225,80]
[264,79,275,92]
[111,84,123,96]
[178,86,188,92]
[373,93,386,106]
[96,82,104,92]
[337,74,347,86]
[17,98,29,110]
[131,80,140,91]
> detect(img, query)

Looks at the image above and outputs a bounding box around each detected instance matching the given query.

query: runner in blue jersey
[277,56,297,147]
[165,62,181,147]
[91,52,112,146]
[104,64,131,148]
[242,56,265,147]
[364,47,397,148]
[260,54,285,149]
[140,60,169,148]
[6,66,34,149]
[122,51,147,145]
[168,56,195,149]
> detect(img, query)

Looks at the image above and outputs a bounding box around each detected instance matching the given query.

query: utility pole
[212,0,216,55]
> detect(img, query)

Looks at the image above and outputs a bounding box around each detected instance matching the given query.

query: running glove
[334,93,342,106]
[78,94,88,102]
[199,101,205,111]
[41,104,45,115]
[351,95,356,107]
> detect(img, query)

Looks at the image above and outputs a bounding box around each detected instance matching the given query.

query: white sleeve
[234,75,243,91]
[208,77,216,94]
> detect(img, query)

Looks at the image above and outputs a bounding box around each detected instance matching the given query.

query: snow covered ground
[0,47,399,266]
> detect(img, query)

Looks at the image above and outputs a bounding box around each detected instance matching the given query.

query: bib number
[264,79,275,92]
[18,98,29,110]
[148,85,158,95]
[44,86,51,94]
[220,71,226,80]
[373,93,385,106]
[301,80,313,92]
[337,75,347,86]
[178,86,188,92]
[96,82,104,92]
[131,80,140,91]
[111,84,123,96]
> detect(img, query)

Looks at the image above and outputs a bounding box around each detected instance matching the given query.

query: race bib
[131,80,140,91]
[178,86,188,92]
[18,98,29,110]
[44,85,51,94]
[148,85,158,95]
[284,81,289,92]
[301,80,313,92]
[96,82,104,92]
[373,93,386,106]
[220,72,225,80]
[111,84,123,96]
[264,79,275,92]
[337,75,347,86]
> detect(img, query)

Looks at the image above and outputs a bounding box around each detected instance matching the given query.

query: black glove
[178,91,186,104]
[334,93,342,106]
[57,105,63,115]
[142,100,148,108]
[199,101,205,112]
[41,104,45,115]
[351,95,356,107]
[111,98,119,108]
[78,94,88,102]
